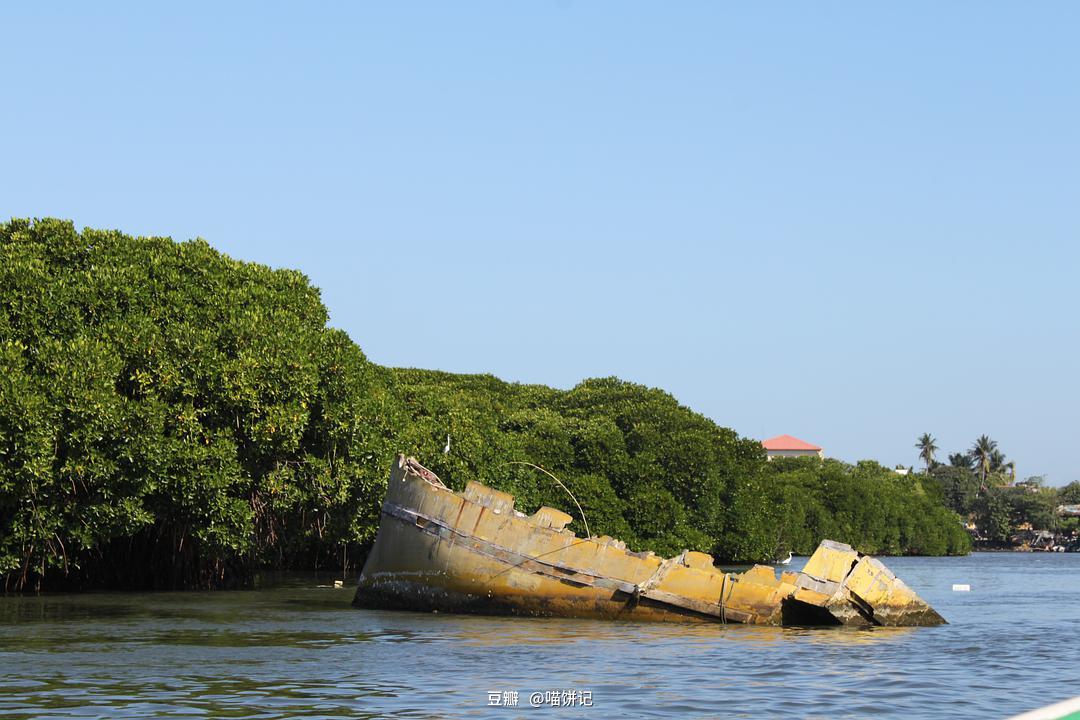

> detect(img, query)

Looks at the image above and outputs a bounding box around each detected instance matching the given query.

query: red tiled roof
[762,434,822,451]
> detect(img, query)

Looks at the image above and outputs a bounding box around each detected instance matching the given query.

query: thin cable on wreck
[501,461,592,540]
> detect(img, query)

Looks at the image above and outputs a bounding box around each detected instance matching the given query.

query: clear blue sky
[3,3,1078,483]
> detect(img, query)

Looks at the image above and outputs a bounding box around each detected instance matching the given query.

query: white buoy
[952,584,971,592]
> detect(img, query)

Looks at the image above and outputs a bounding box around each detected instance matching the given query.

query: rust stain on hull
[353,456,946,627]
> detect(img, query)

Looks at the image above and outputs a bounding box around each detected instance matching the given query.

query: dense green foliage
[0,219,397,589]
[967,482,1064,542]
[1061,482,1080,505]
[1,219,970,590]
[387,370,776,560]
[929,465,983,517]
[763,459,970,556]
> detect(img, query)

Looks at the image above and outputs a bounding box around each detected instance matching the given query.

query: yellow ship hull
[353,456,945,627]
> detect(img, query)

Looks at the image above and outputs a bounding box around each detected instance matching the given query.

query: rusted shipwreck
[353,456,945,626]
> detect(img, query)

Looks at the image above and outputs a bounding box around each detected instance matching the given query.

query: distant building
[761,434,823,460]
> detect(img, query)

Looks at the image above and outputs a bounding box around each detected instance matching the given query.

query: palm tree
[949,452,973,469]
[988,448,1015,483]
[915,433,939,472]
[970,435,998,485]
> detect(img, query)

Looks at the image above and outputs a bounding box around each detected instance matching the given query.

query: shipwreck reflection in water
[398,609,919,649]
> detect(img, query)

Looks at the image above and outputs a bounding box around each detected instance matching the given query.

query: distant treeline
[915,433,1080,544]
[0,219,970,591]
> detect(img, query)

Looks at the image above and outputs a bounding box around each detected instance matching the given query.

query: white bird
[779,551,793,565]
[443,434,451,454]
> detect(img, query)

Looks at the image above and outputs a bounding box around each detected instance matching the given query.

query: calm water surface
[1,553,1078,719]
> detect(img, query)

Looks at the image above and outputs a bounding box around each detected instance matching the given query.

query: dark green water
[1,553,1078,719]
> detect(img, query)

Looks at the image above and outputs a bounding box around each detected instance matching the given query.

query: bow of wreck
[353,456,945,627]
